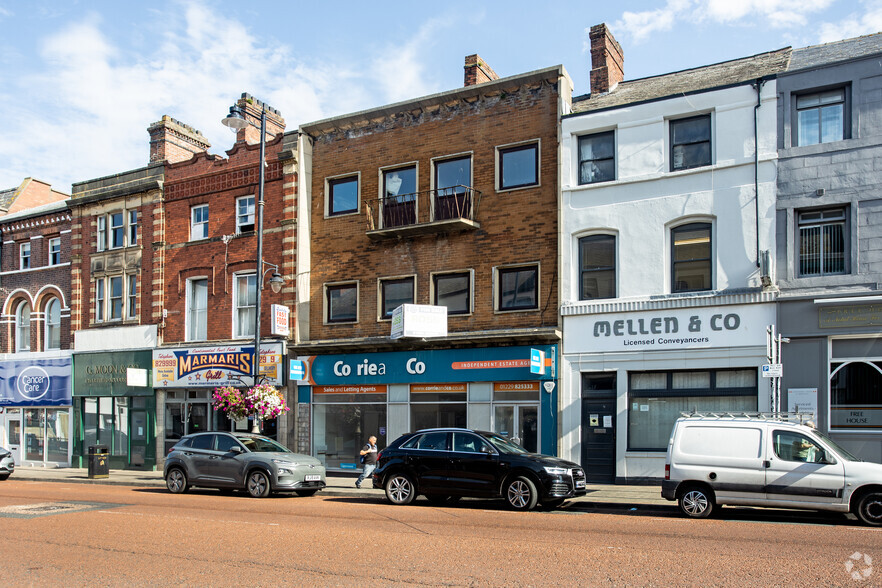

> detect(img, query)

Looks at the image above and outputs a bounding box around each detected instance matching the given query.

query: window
[578,131,615,184]
[831,360,882,431]
[326,283,357,323]
[16,301,31,352]
[328,176,359,216]
[20,242,30,269]
[799,208,846,277]
[191,204,209,240]
[628,369,757,450]
[129,210,139,246]
[236,196,255,234]
[796,88,845,146]
[772,430,826,463]
[498,265,538,311]
[670,115,711,171]
[672,223,712,293]
[48,238,61,266]
[110,212,125,249]
[127,275,138,319]
[382,166,417,228]
[187,278,208,341]
[96,280,105,322]
[45,298,61,350]
[433,272,471,315]
[109,276,124,320]
[380,277,414,319]
[579,235,616,300]
[97,216,106,252]
[498,143,538,190]
[233,273,256,338]
[434,156,472,221]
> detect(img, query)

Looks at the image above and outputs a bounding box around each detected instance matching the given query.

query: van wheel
[678,486,715,518]
[856,492,882,526]
[385,473,416,505]
[505,476,539,511]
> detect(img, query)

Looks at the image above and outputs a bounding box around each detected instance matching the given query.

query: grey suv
[164,432,325,498]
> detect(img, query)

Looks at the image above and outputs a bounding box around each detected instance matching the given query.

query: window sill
[494,307,540,315]
[496,182,540,194]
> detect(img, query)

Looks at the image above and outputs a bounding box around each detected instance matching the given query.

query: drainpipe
[752,78,766,268]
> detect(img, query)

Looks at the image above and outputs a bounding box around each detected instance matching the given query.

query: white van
[662,413,882,525]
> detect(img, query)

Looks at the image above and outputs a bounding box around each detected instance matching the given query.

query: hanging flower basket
[212,384,290,425]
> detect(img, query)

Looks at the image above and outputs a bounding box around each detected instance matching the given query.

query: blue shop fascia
[292,344,558,472]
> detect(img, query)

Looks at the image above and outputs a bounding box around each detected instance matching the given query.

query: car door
[764,429,846,506]
[448,432,498,496]
[186,433,216,482]
[204,434,244,484]
[405,431,450,492]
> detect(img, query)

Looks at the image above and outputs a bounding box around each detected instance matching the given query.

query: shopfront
[0,354,72,467]
[72,350,155,469]
[294,345,557,472]
[779,297,882,463]
[561,297,775,483]
[153,343,286,455]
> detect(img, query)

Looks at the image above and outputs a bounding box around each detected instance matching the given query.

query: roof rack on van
[680,411,816,425]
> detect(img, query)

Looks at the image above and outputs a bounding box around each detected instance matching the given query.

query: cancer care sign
[0,358,71,406]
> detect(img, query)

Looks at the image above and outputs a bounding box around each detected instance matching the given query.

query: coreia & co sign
[593,313,741,338]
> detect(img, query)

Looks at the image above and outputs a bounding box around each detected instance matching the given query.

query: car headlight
[277,468,292,475]
[544,466,568,475]
[272,459,298,466]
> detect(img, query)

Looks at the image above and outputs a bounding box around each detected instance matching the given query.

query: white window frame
[97,216,106,252]
[48,237,61,266]
[16,300,31,352]
[186,277,209,342]
[127,274,138,319]
[44,298,61,351]
[110,212,125,249]
[236,196,256,234]
[95,279,105,323]
[232,272,257,339]
[191,204,209,241]
[129,210,139,246]
[109,275,124,321]
[19,242,30,269]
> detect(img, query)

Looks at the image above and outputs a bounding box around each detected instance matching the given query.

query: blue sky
[0,0,879,192]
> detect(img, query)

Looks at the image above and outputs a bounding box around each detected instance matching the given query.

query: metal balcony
[364,186,482,239]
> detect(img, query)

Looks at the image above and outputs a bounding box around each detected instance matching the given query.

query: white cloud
[0,0,448,191]
[818,0,882,42]
[613,0,694,43]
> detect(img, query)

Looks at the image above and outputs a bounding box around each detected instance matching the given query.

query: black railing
[365,186,482,232]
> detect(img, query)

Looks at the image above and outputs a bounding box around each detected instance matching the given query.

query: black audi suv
[372,428,586,510]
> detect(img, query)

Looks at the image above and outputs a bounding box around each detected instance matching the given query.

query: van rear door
[765,428,845,506]
[677,425,765,502]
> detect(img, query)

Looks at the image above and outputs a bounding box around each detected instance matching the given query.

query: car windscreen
[485,433,528,455]
[236,436,292,453]
[813,429,860,461]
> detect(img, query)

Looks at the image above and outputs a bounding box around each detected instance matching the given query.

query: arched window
[16,301,31,352]
[45,298,61,350]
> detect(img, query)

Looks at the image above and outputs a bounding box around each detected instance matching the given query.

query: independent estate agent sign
[563,303,775,354]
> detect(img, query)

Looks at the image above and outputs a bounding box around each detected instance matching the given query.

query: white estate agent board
[563,303,775,354]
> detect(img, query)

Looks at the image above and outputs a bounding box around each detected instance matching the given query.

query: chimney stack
[231,93,285,145]
[589,24,624,95]
[464,54,499,87]
[148,116,211,164]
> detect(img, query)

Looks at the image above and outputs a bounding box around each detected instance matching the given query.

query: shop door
[581,373,617,484]
[493,405,540,453]
[5,413,22,465]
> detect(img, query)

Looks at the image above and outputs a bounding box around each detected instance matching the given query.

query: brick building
[0,187,74,468]
[294,57,573,469]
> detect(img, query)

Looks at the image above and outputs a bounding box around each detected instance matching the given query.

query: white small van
[662,413,882,525]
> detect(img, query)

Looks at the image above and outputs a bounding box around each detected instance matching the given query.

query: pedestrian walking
[355,435,378,489]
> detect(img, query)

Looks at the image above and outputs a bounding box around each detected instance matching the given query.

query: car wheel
[541,497,566,509]
[295,489,319,497]
[247,471,271,498]
[505,476,538,511]
[165,467,188,494]
[425,494,460,506]
[385,473,416,505]
[856,492,882,526]
[678,485,715,518]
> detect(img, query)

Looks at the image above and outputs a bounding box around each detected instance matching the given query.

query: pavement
[6,465,668,507]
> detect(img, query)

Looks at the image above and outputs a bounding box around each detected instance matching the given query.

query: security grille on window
[236,196,255,234]
[579,235,616,300]
[670,115,711,171]
[20,242,30,269]
[380,277,414,319]
[498,143,538,190]
[234,273,257,338]
[191,204,209,240]
[433,272,470,315]
[188,278,208,341]
[796,89,845,146]
[329,176,359,216]
[672,223,712,293]
[327,283,357,323]
[498,265,538,311]
[578,131,615,184]
[799,208,846,276]
[48,238,61,266]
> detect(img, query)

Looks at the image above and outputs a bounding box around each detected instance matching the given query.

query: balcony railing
[364,186,482,239]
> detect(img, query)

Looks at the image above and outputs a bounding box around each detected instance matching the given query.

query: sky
[0,0,879,192]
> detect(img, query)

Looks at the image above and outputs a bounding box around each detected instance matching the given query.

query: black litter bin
[87,445,109,479]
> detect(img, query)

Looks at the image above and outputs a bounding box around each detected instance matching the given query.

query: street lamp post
[222,101,285,431]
